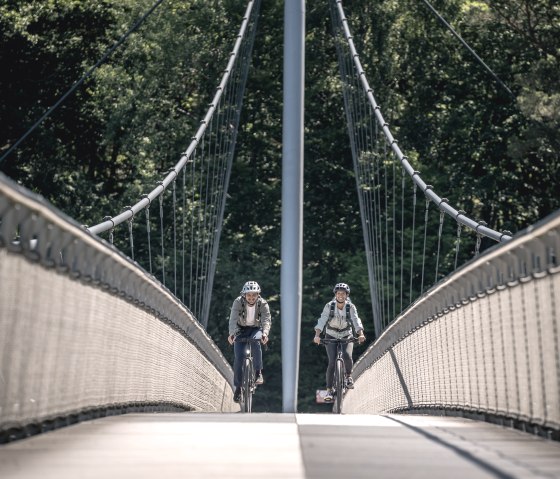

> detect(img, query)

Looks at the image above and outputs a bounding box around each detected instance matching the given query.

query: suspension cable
[159,189,165,286]
[400,167,405,312]
[454,212,464,270]
[419,0,514,98]
[434,207,446,283]
[0,0,167,165]
[420,197,430,295]
[88,0,260,236]
[142,194,153,274]
[409,181,418,301]
[172,179,177,296]
[330,0,513,244]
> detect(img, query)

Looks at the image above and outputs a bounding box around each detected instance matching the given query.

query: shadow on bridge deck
[1,413,559,479]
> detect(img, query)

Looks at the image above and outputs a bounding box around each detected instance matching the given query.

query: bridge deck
[1,413,559,478]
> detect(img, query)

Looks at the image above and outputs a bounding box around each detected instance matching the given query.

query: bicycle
[234,337,262,413]
[320,336,357,414]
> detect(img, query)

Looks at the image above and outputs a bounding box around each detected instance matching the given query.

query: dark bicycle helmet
[333,282,350,294]
[241,281,261,294]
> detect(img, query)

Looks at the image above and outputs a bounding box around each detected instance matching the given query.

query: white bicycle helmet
[241,281,261,294]
[333,282,350,294]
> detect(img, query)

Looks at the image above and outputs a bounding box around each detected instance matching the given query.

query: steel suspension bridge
[1,0,559,477]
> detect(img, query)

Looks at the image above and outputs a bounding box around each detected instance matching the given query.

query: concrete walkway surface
[1,413,559,478]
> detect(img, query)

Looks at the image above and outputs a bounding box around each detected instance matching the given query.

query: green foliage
[0,0,235,224]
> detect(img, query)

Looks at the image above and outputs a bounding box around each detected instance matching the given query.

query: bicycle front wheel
[333,358,344,414]
[242,357,253,413]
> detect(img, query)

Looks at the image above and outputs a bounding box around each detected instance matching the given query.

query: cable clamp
[101,216,115,229]
[455,209,466,219]
[475,220,488,233]
[140,194,152,207]
[123,206,134,219]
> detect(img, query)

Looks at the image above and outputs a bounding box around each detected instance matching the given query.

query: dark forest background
[1,0,558,412]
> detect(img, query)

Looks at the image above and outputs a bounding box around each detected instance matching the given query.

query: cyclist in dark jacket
[313,282,365,402]
[228,281,271,403]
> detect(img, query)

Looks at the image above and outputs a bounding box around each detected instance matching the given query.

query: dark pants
[325,334,354,389]
[233,327,263,389]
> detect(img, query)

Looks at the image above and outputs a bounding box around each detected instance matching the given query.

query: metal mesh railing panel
[0,249,237,430]
[539,276,560,424]
[0,173,238,434]
[344,210,560,432]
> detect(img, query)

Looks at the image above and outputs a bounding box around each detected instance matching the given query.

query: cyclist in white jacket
[313,282,365,402]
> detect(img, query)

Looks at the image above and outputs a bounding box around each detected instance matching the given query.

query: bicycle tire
[333,358,344,414]
[242,357,253,413]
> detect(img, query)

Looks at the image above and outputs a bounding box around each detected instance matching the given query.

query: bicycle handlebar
[319,337,358,345]
[234,337,263,343]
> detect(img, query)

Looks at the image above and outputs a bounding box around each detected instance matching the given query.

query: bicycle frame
[320,337,357,414]
[234,337,261,413]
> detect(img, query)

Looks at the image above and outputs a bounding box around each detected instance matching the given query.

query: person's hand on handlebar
[357,331,366,344]
[313,329,321,345]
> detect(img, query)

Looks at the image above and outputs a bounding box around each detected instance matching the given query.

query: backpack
[324,300,355,335]
[238,296,262,324]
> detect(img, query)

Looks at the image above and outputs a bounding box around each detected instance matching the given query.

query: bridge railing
[0,172,238,443]
[345,208,560,437]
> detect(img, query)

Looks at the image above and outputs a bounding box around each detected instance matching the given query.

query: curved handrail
[88,0,258,236]
[333,0,512,243]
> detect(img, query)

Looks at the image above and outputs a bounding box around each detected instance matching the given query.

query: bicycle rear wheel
[333,358,344,414]
[242,357,253,413]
